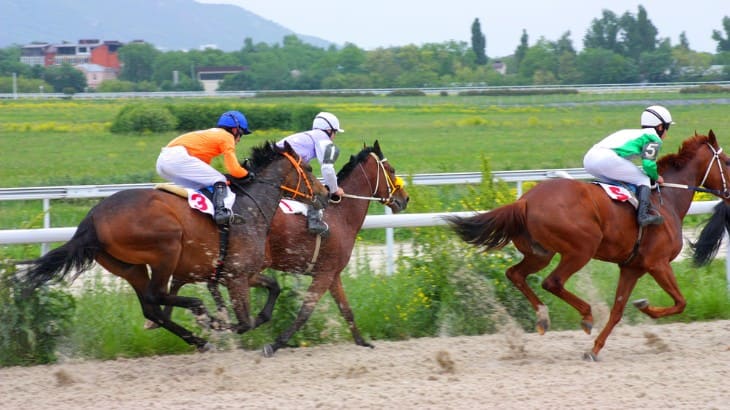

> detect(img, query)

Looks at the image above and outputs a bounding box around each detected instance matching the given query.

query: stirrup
[215,209,244,225]
[307,221,329,237]
[638,213,664,226]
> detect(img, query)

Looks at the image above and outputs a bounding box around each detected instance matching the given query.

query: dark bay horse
[447,131,730,360]
[164,141,410,355]
[20,141,329,351]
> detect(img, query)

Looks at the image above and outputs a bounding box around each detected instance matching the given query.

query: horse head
[337,140,410,213]
[663,130,730,266]
[699,130,730,200]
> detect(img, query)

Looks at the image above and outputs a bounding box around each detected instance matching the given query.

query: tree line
[1,6,730,94]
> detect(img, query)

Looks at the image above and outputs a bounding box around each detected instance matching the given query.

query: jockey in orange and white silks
[276,111,344,236]
[156,110,252,226]
[583,105,674,226]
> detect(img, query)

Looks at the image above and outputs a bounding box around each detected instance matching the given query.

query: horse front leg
[225,274,253,334]
[250,272,281,328]
[632,263,686,319]
[328,273,372,348]
[585,266,641,361]
[263,276,330,357]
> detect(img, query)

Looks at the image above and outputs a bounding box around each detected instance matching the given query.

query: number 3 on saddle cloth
[154,183,234,219]
[593,181,639,209]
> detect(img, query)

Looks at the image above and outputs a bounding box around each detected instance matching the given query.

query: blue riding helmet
[217,111,252,135]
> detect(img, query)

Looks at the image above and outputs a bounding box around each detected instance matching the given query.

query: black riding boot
[636,185,663,226]
[306,207,329,236]
[213,182,244,226]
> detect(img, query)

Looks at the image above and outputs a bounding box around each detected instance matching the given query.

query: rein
[278,152,319,202]
[660,143,730,199]
[340,153,404,204]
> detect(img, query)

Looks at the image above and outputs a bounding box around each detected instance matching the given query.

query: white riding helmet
[641,105,674,128]
[312,112,344,133]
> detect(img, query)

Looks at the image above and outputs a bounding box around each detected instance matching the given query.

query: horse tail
[446,200,527,251]
[690,202,730,266]
[20,214,101,291]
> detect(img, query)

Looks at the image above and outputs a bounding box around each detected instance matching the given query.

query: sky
[196,0,726,56]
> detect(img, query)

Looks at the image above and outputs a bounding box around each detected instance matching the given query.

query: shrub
[110,104,178,133]
[166,103,320,132]
[0,260,75,366]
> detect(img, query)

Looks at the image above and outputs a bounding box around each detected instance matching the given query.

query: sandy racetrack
[2,320,728,409]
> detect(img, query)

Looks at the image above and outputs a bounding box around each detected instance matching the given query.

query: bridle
[341,152,404,206]
[661,143,730,199]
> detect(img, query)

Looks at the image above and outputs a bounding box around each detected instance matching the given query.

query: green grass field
[2,93,729,188]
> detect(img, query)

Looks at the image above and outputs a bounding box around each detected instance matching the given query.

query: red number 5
[608,186,629,201]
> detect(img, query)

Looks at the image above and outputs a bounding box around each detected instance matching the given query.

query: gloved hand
[241,170,255,183]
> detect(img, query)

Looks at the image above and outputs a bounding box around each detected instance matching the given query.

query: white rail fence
[1,169,726,279]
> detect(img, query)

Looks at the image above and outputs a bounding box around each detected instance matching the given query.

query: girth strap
[304,235,323,273]
[212,225,230,282]
[620,225,644,266]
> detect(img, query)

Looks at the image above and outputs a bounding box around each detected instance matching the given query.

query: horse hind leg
[505,252,554,334]
[96,253,212,350]
[540,251,595,335]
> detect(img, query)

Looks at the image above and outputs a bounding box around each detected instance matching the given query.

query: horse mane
[246,141,283,173]
[336,143,384,181]
[657,133,710,174]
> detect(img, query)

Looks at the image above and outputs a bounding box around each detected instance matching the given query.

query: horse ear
[374,140,380,150]
[709,129,717,145]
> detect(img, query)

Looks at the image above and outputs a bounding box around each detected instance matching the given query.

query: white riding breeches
[156,146,227,189]
[583,147,651,187]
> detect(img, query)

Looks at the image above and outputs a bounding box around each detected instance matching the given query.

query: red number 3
[190,193,209,211]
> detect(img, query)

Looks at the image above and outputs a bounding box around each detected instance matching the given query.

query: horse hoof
[197,342,215,353]
[262,344,275,358]
[583,352,599,362]
[632,298,649,309]
[536,319,549,335]
[581,320,593,335]
[143,320,159,330]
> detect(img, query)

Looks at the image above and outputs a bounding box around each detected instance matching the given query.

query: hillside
[1,0,332,50]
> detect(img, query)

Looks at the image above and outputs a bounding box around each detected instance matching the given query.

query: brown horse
[20,141,329,351]
[447,131,730,360]
[165,141,410,355]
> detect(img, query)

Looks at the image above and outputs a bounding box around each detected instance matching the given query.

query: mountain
[0,0,332,50]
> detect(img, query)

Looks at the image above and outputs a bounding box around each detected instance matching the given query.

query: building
[20,39,128,89]
[75,63,119,89]
[195,66,247,92]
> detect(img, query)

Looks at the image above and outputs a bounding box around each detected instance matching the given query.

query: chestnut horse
[164,141,410,355]
[447,131,730,360]
[20,141,329,351]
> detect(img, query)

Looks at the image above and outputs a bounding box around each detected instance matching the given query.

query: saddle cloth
[155,183,234,218]
[593,182,638,208]
[278,198,308,215]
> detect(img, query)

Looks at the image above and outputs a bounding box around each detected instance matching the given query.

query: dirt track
[2,320,728,409]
